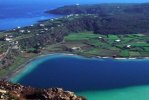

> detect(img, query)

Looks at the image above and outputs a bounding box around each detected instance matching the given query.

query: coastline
[6,52,149,83]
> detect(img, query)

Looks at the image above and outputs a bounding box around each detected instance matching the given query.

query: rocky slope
[0,81,86,100]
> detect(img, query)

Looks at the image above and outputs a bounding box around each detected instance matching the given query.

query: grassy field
[62,32,149,57]
[64,31,99,41]
[0,53,38,78]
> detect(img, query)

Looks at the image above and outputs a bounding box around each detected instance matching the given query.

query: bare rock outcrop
[0,81,86,100]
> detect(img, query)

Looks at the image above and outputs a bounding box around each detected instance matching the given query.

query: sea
[0,2,63,31]
[0,0,147,31]
[0,1,104,31]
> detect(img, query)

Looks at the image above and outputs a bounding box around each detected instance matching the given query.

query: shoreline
[4,53,77,82]
[5,52,149,82]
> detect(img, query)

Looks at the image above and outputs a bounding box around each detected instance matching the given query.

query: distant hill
[47,3,149,35]
[48,3,149,15]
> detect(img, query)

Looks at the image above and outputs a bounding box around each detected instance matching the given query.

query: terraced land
[58,32,149,57]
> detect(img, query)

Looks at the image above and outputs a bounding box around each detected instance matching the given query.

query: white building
[19,30,25,33]
[27,30,31,33]
[98,36,102,39]
[127,45,131,48]
[72,47,81,50]
[5,38,12,41]
[44,28,48,31]
[40,24,45,27]
[115,39,121,42]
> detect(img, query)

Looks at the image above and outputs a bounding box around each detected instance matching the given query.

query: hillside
[0,81,85,100]
[47,3,149,35]
[1,3,149,75]
[48,3,149,15]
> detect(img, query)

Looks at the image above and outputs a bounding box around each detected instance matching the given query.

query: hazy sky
[0,0,149,5]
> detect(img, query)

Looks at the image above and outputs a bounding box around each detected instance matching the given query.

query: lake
[11,54,149,100]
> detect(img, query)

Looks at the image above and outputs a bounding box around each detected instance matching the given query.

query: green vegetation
[64,32,99,41]
[0,53,39,78]
[119,50,129,57]
[108,35,119,40]
[62,32,149,57]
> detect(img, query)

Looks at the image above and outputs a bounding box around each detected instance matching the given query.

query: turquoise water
[11,54,149,99]
[77,85,149,100]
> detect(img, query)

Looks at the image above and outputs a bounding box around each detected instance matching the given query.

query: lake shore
[6,52,149,83]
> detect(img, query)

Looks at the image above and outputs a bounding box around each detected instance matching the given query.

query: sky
[0,0,149,5]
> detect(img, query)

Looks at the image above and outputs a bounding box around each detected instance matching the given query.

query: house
[27,30,31,33]
[98,36,102,39]
[115,39,121,42]
[44,28,48,31]
[72,47,81,50]
[66,14,73,18]
[5,38,12,41]
[15,41,19,44]
[39,24,45,27]
[19,30,25,33]
[127,45,131,48]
